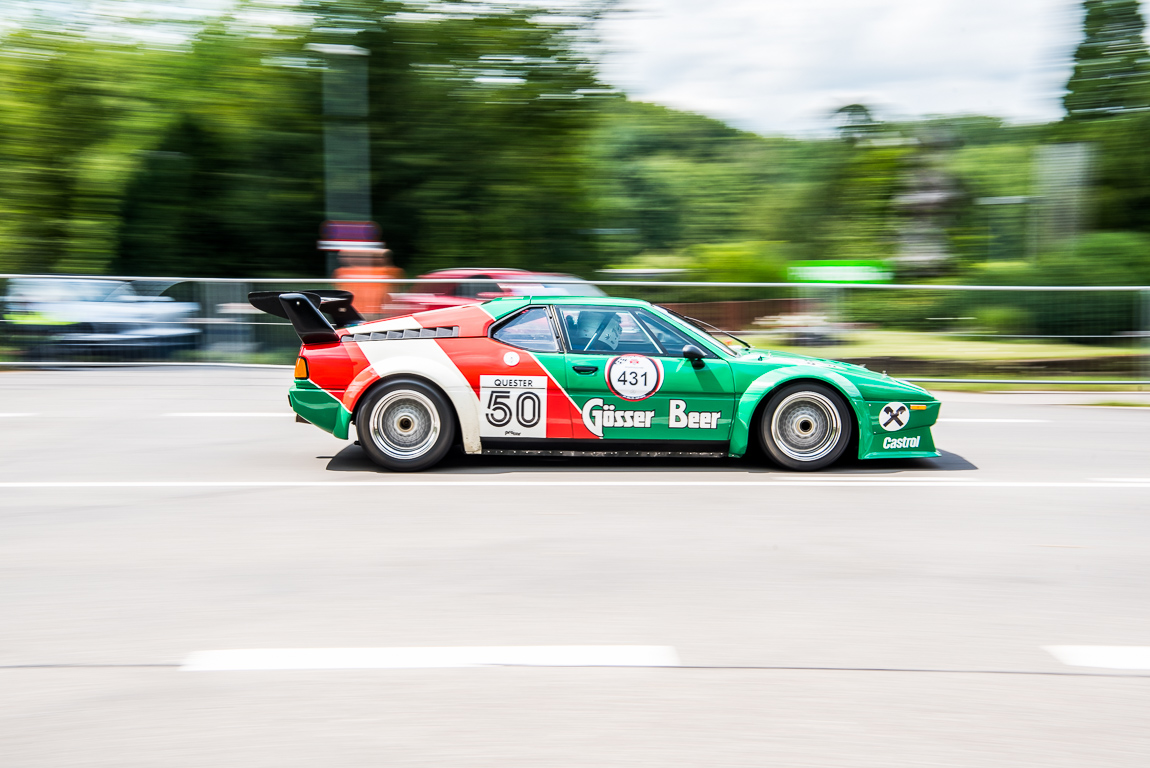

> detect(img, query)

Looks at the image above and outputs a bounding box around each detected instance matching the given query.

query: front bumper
[859,400,941,460]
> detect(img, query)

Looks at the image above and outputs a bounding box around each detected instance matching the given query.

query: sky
[597,0,1099,135]
[3,0,1141,137]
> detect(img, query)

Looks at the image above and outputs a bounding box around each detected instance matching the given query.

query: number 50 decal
[485,390,541,428]
[479,375,548,438]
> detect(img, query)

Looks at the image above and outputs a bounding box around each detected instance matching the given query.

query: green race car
[250,291,940,471]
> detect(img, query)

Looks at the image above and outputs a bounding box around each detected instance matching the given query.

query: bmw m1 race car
[249,290,941,471]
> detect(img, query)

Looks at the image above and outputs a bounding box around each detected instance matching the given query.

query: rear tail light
[294,357,308,379]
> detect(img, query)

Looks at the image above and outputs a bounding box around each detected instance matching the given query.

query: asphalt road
[2,367,1149,767]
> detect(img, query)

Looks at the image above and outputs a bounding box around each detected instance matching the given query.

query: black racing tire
[356,378,456,472]
[758,382,853,471]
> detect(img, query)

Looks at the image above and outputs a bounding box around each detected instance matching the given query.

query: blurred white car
[1,278,200,357]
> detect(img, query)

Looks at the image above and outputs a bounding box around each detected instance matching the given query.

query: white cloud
[598,0,1102,135]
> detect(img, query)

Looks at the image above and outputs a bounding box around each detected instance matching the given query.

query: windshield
[656,306,751,357]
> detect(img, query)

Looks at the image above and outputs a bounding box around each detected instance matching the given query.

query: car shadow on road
[322,445,977,475]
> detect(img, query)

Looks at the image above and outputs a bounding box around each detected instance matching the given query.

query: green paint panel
[564,354,734,440]
[290,380,350,438]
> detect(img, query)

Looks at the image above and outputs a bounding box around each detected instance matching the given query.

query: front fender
[728,366,870,458]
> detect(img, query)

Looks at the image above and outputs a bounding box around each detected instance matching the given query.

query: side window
[558,307,661,355]
[492,307,559,352]
[637,310,714,357]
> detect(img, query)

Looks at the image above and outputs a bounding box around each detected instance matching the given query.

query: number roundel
[606,355,663,401]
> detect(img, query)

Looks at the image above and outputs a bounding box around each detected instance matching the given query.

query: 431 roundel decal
[606,355,663,401]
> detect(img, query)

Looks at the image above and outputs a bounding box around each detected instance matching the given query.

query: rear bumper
[289,380,352,439]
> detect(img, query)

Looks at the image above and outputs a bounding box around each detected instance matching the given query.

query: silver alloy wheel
[368,389,441,460]
[769,390,842,463]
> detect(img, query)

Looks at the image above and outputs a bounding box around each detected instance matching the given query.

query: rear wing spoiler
[248,290,364,345]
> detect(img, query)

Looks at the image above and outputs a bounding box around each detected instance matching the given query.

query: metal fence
[2,274,1148,385]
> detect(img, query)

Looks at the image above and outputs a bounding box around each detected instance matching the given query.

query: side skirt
[482,449,729,459]
[480,438,729,459]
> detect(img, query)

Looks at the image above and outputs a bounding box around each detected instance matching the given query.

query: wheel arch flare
[345,345,483,453]
[728,368,869,458]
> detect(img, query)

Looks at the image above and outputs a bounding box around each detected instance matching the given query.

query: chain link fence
[2,274,1148,384]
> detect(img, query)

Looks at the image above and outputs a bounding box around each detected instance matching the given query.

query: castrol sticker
[605,355,663,401]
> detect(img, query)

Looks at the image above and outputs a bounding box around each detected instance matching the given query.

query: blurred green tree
[354,3,609,275]
[1064,0,1150,120]
[0,33,173,274]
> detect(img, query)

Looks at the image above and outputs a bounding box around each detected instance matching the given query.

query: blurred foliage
[1064,0,1150,120]
[1054,112,1150,233]
[684,241,789,284]
[0,0,1149,327]
[975,231,1150,285]
[971,305,1035,336]
[0,0,610,277]
[846,232,1150,337]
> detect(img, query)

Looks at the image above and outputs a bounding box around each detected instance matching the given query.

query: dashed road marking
[164,412,293,418]
[1045,646,1150,670]
[182,646,682,671]
[937,418,1049,423]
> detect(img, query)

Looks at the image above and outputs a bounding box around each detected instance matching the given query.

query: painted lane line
[1,480,1149,489]
[805,476,976,481]
[936,418,1050,423]
[1045,646,1150,670]
[164,412,293,418]
[182,646,681,671]
[0,413,38,417]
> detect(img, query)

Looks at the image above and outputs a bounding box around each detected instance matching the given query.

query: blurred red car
[387,268,605,314]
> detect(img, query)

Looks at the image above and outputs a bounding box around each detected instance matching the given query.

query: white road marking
[936,418,1049,423]
[0,480,1148,489]
[164,412,293,417]
[0,413,37,417]
[813,476,976,481]
[182,646,681,671]
[1045,646,1150,670]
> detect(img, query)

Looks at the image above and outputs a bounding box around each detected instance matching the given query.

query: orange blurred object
[332,248,403,318]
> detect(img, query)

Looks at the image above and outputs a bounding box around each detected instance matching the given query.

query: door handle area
[572,365,599,374]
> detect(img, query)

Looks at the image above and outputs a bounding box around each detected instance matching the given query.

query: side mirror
[682,344,705,369]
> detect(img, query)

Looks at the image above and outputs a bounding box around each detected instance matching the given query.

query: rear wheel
[357,379,455,472]
[759,382,852,471]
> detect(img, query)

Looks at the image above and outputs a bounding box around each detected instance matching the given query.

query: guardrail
[1,274,1148,386]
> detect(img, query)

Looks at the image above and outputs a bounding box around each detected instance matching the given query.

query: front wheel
[759,382,853,471]
[357,379,456,471]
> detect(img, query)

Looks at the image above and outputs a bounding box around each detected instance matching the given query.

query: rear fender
[344,341,482,454]
[729,367,869,458]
